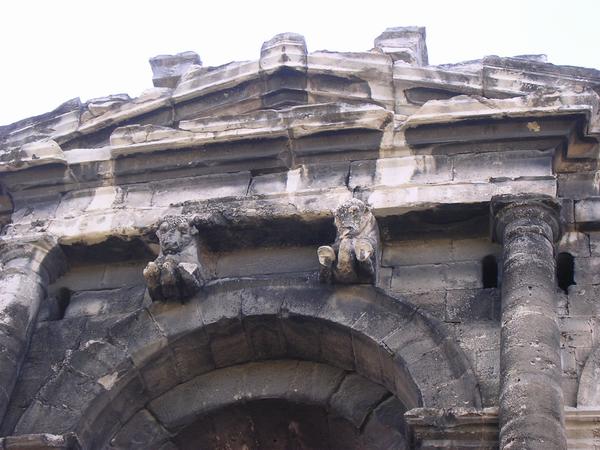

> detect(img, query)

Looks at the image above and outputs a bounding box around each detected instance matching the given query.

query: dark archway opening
[557,252,576,294]
[482,255,498,288]
[173,399,365,450]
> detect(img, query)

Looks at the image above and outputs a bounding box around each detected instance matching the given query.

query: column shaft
[493,196,566,450]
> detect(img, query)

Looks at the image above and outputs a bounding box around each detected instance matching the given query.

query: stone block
[391,264,446,293]
[383,239,453,266]
[400,291,446,319]
[13,400,80,435]
[446,261,485,290]
[240,286,285,317]
[374,26,428,65]
[100,262,146,289]
[98,372,150,429]
[54,189,95,219]
[259,33,307,73]
[560,345,579,377]
[588,232,600,256]
[149,298,203,341]
[362,397,408,449]
[349,155,452,189]
[559,231,591,257]
[280,316,321,361]
[248,172,287,195]
[10,194,61,225]
[140,351,180,398]
[475,348,500,406]
[574,257,600,286]
[215,246,316,278]
[382,317,438,365]
[329,374,389,427]
[320,324,355,371]
[352,332,384,384]
[147,365,245,429]
[559,317,594,350]
[243,361,300,401]
[452,322,500,355]
[149,52,202,89]
[110,409,171,449]
[376,266,392,289]
[567,285,600,317]
[446,288,499,322]
[451,150,553,182]
[317,286,379,328]
[37,366,104,412]
[575,198,600,224]
[379,349,420,408]
[64,285,146,318]
[367,178,556,216]
[206,319,253,368]
[198,287,242,325]
[384,237,497,267]
[452,238,501,262]
[169,329,214,382]
[68,339,133,381]
[293,162,350,192]
[350,299,407,343]
[308,50,393,107]
[0,140,66,172]
[290,362,346,405]
[108,309,168,367]
[562,376,579,407]
[151,172,251,207]
[243,315,287,360]
[558,172,600,200]
[2,433,82,449]
[391,261,482,293]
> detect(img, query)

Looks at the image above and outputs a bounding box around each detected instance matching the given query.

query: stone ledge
[0,432,81,449]
[405,406,600,449]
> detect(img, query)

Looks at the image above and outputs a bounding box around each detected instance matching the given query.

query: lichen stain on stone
[98,371,119,390]
[527,121,541,132]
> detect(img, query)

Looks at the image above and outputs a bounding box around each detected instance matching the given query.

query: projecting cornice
[2,26,600,242]
[2,28,599,159]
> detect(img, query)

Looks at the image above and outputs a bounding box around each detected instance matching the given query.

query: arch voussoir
[12,280,479,449]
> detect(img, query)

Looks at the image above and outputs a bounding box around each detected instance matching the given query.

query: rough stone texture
[492,195,566,450]
[143,215,204,302]
[317,198,380,284]
[2,25,600,449]
[149,52,201,89]
[0,238,66,425]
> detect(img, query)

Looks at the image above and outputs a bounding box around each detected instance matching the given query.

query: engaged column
[491,194,566,450]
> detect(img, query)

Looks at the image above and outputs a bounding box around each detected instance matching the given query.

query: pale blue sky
[1,0,598,125]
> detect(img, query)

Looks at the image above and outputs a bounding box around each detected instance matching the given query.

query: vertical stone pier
[0,237,66,423]
[491,195,566,450]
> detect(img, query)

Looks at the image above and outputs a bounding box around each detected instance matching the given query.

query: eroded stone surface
[143,215,204,303]
[1,25,600,450]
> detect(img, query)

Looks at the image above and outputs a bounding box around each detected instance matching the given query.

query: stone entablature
[2,26,600,449]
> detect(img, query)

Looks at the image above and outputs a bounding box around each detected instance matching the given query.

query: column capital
[490,194,562,244]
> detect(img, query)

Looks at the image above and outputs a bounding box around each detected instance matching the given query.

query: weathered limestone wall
[2,26,600,449]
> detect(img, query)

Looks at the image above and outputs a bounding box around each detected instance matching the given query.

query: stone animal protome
[143,215,204,302]
[318,198,380,284]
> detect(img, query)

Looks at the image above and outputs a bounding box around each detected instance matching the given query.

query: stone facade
[1,26,600,449]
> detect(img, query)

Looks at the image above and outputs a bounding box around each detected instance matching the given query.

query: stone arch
[110,360,408,449]
[13,279,481,448]
[577,344,600,406]
[0,236,67,423]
